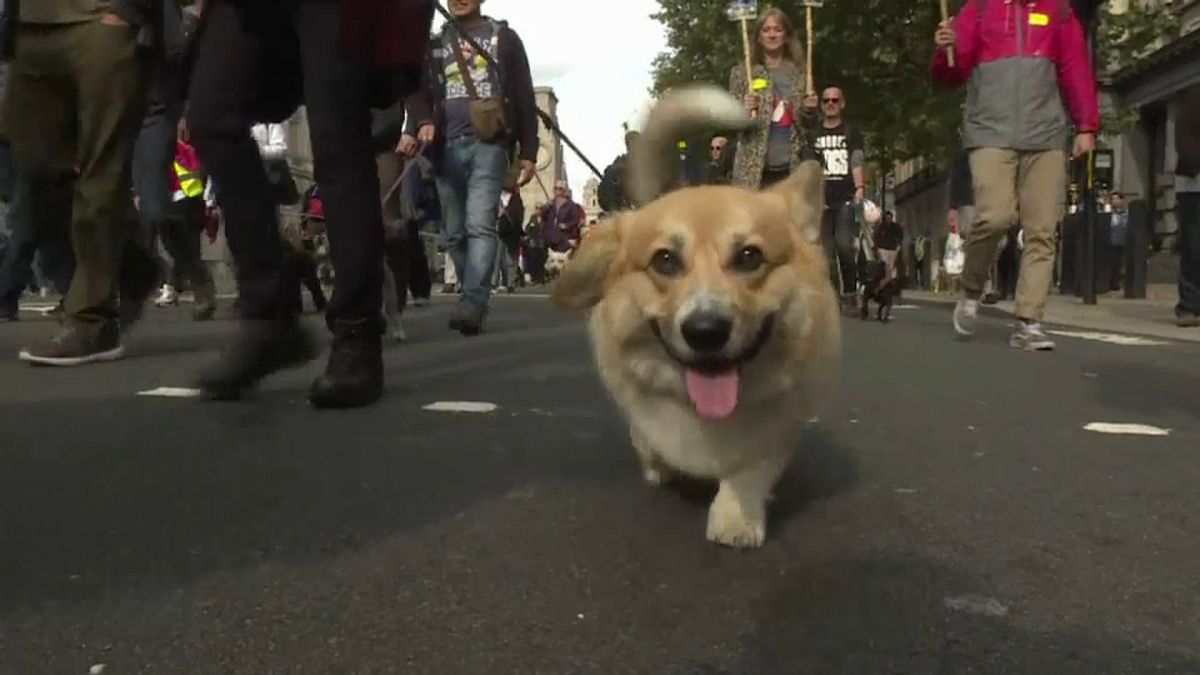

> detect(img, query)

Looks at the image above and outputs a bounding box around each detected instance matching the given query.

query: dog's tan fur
[552,86,841,548]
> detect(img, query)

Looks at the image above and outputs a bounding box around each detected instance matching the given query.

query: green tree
[652,0,966,176]
[1098,2,1180,136]
[652,0,1180,172]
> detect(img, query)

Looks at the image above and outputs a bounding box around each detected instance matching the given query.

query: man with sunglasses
[702,135,733,186]
[813,86,866,309]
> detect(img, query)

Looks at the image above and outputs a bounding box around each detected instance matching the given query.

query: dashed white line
[1084,422,1170,436]
[944,595,1009,617]
[137,387,203,398]
[423,401,498,413]
[1047,330,1168,346]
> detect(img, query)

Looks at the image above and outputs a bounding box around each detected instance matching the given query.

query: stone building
[520,86,568,218]
[581,177,602,223]
[1104,0,1200,246]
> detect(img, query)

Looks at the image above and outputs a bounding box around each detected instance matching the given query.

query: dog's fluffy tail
[627,85,751,207]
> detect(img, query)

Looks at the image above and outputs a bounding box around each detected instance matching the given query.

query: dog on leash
[543,248,572,280]
[859,259,901,323]
[551,85,841,549]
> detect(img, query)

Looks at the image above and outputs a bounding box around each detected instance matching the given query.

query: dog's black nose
[680,313,733,352]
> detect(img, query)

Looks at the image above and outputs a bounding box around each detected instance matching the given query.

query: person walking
[401,0,536,336]
[813,85,866,307]
[4,0,160,363]
[1174,83,1200,328]
[727,6,816,191]
[934,0,1099,351]
[185,0,434,407]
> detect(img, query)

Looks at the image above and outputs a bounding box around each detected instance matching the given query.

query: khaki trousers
[963,148,1065,320]
[5,20,149,326]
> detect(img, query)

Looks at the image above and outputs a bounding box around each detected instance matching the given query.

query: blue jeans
[435,137,509,308]
[131,114,174,272]
[0,147,75,309]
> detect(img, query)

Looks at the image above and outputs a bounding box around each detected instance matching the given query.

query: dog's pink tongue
[685,368,740,420]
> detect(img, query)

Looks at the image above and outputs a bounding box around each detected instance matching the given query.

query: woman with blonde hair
[728,7,818,189]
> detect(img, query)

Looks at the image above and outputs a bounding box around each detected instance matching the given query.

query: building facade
[1106,0,1200,246]
[519,86,568,218]
[581,177,602,224]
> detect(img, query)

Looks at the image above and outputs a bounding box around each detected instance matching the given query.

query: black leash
[431,2,605,180]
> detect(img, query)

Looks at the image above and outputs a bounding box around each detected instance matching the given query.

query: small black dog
[859,259,900,323]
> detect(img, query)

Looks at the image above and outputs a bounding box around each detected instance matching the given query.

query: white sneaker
[154,284,179,307]
[953,298,978,337]
[1009,321,1055,351]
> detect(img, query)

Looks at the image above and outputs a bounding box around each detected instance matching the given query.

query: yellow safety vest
[174,161,204,200]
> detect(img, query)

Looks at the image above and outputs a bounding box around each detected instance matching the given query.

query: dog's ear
[551,218,622,311]
[763,159,824,244]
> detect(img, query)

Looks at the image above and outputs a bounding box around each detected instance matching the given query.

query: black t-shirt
[814,122,864,207]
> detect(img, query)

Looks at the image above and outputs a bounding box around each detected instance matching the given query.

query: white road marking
[1084,422,1170,436]
[894,488,918,495]
[1046,330,1168,346]
[944,595,1009,617]
[423,401,498,413]
[137,387,203,398]
[893,304,920,310]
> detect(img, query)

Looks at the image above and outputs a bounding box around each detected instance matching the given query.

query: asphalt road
[0,294,1197,674]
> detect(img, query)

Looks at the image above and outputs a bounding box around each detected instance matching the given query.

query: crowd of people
[0,0,543,410]
[0,0,1197,418]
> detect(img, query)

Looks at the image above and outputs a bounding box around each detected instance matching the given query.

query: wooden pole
[806,5,815,95]
[939,0,956,68]
[741,17,756,118]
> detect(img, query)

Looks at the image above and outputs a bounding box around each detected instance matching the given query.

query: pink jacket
[932,0,1099,151]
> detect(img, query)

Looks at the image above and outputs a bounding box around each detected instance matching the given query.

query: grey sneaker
[19,322,125,366]
[1009,321,1055,351]
[953,298,978,337]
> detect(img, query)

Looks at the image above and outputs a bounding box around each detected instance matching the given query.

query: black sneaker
[309,319,383,409]
[1176,312,1200,328]
[197,319,318,400]
[18,321,125,366]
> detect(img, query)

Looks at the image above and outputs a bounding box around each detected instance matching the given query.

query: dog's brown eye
[734,245,765,273]
[650,249,683,277]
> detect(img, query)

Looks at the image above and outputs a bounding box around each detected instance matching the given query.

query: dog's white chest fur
[623,393,804,479]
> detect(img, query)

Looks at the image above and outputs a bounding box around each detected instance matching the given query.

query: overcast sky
[434,0,667,195]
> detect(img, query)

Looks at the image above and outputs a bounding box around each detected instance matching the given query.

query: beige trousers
[963,148,1065,320]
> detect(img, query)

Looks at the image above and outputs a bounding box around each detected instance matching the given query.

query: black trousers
[1178,193,1200,317]
[186,0,383,329]
[821,202,858,295]
[384,223,432,309]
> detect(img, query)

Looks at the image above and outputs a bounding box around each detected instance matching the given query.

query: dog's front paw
[706,495,766,549]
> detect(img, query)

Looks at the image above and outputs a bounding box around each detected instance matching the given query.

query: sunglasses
[822,98,842,104]
[710,145,723,151]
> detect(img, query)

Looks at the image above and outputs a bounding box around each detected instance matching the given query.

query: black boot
[197,319,318,400]
[309,319,383,409]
